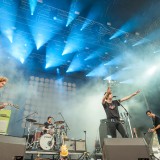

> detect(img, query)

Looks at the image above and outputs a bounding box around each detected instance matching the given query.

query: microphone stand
[59,112,70,135]
[17,112,37,137]
[78,131,90,160]
[116,100,133,138]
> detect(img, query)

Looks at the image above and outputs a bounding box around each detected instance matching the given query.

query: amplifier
[64,139,86,152]
[75,140,86,152]
[64,139,76,151]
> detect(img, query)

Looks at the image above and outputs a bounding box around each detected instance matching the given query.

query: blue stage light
[86,64,108,77]
[81,1,101,30]
[104,56,122,66]
[85,47,107,61]
[45,42,71,69]
[120,79,133,84]
[29,0,37,15]
[29,18,62,50]
[0,4,17,43]
[62,29,84,55]
[66,1,82,26]
[66,53,85,73]
[7,31,33,63]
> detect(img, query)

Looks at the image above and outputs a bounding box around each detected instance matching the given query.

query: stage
[25,150,86,160]
[0,134,160,160]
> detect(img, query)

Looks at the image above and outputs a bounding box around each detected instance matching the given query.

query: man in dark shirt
[146,110,160,144]
[102,87,140,138]
[43,116,54,134]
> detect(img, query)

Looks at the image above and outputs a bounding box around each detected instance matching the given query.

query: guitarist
[146,110,160,144]
[0,77,8,109]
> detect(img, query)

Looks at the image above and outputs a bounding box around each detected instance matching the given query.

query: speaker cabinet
[103,138,150,160]
[64,139,76,151]
[75,140,86,152]
[0,135,26,160]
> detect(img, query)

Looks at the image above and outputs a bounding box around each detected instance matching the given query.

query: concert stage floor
[25,150,87,160]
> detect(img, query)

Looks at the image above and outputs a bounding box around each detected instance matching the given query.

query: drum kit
[25,118,67,151]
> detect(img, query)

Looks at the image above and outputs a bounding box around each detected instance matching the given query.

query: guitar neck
[0,102,19,109]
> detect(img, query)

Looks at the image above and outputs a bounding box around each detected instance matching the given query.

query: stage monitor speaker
[103,138,150,160]
[0,135,26,160]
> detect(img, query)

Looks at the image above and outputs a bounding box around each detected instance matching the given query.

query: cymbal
[33,123,44,127]
[26,118,37,123]
[54,121,64,125]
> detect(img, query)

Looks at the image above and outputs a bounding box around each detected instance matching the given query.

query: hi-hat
[54,121,64,125]
[26,118,37,123]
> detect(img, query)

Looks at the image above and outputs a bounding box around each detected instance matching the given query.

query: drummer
[42,116,54,134]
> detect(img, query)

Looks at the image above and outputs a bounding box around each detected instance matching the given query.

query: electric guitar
[60,134,68,158]
[0,102,19,110]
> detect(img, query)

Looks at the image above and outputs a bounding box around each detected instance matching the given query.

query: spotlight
[74,11,80,15]
[20,58,24,64]
[53,17,57,20]
[146,66,157,76]
[107,22,111,26]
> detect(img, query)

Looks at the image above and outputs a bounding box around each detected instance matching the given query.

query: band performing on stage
[1,76,160,160]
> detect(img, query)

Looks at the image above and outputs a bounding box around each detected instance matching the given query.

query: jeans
[107,120,128,138]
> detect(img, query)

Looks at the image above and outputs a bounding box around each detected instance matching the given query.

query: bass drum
[40,134,55,150]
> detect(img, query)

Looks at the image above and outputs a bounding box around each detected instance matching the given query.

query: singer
[0,77,8,110]
[102,86,140,138]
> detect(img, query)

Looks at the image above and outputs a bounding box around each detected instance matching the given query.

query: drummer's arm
[42,126,48,131]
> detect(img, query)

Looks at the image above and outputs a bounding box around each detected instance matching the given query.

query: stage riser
[103,138,150,160]
[0,135,26,160]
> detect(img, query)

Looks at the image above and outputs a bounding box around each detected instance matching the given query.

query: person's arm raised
[120,90,140,102]
[102,87,112,104]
